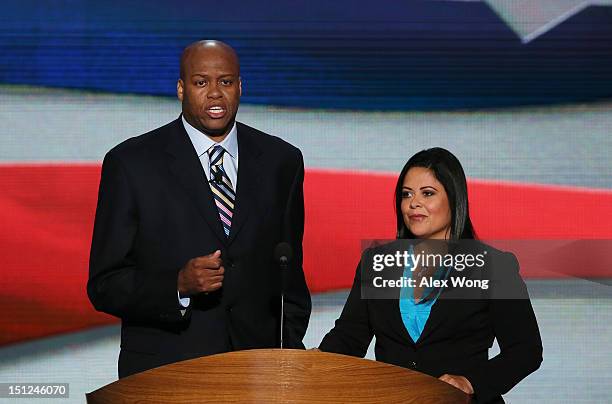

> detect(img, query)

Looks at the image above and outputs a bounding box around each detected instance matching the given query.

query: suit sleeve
[318,255,374,357]
[87,151,188,323]
[281,149,312,348]
[462,252,543,403]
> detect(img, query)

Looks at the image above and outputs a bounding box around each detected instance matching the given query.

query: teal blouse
[398,245,450,343]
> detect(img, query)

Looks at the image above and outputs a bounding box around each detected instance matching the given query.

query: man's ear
[177,79,184,102]
[239,77,242,97]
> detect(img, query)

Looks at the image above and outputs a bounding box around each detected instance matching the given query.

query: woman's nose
[409,197,421,209]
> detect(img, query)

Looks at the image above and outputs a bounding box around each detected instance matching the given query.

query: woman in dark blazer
[319,148,542,403]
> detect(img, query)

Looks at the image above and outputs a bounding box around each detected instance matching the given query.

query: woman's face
[401,167,452,240]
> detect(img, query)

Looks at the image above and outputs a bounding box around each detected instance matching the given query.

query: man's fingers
[192,257,220,268]
[196,266,225,292]
[205,250,221,261]
[208,282,223,291]
[207,275,224,283]
[193,255,222,269]
[180,252,226,295]
[195,250,221,269]
[200,266,225,275]
[197,272,223,283]
[202,281,223,292]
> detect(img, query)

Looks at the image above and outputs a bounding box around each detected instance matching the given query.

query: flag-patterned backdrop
[1,1,611,402]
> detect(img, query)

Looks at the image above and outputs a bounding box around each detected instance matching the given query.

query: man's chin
[201,120,234,138]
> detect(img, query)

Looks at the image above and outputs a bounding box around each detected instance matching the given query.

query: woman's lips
[408,214,427,221]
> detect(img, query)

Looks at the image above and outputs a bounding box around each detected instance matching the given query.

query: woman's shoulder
[453,240,518,263]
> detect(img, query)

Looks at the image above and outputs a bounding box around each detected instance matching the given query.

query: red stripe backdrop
[1,165,611,346]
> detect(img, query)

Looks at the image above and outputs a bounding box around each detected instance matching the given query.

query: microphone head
[274,242,293,264]
[213,169,223,184]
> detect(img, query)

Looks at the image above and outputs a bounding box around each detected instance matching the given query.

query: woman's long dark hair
[395,147,476,240]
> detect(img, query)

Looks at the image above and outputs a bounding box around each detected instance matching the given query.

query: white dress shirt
[177,116,239,310]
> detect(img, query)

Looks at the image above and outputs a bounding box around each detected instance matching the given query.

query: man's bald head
[179,40,239,80]
[177,39,242,140]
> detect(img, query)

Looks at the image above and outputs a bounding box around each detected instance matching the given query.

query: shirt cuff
[178,290,190,308]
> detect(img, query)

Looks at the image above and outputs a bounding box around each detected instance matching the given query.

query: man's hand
[177,250,225,296]
[438,374,474,395]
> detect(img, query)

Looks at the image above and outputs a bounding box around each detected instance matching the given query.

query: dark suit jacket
[88,117,311,377]
[319,241,542,404]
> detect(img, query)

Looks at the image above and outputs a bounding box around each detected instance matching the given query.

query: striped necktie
[208,145,235,237]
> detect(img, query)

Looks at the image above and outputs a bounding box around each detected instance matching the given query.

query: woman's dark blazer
[319,240,542,404]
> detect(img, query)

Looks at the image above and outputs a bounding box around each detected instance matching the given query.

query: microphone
[212,169,223,185]
[274,242,293,349]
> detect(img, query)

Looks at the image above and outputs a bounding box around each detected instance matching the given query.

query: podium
[86,349,470,403]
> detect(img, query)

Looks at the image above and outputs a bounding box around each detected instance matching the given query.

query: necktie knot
[208,145,225,167]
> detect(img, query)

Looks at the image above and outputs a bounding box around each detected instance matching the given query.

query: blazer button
[410,361,417,368]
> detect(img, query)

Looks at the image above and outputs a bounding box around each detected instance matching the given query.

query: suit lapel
[418,242,484,342]
[415,298,446,343]
[164,118,228,245]
[391,274,454,345]
[388,298,418,345]
[227,123,262,245]
[416,265,463,343]
[389,292,442,346]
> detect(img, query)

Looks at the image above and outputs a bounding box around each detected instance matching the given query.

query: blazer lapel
[389,298,418,346]
[418,241,485,342]
[164,118,227,245]
[416,298,446,343]
[227,123,262,245]
[416,265,463,343]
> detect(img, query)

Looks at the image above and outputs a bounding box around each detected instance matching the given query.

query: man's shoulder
[236,121,301,157]
[107,119,180,159]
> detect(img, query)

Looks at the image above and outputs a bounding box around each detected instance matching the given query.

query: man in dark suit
[88,40,311,378]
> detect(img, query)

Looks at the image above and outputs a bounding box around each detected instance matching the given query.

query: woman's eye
[401,191,412,198]
[423,191,434,197]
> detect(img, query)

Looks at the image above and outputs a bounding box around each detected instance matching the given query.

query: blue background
[1,0,611,110]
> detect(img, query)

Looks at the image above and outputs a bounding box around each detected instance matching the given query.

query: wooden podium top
[87,349,470,403]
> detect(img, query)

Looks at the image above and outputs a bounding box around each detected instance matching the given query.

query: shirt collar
[181,115,238,160]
